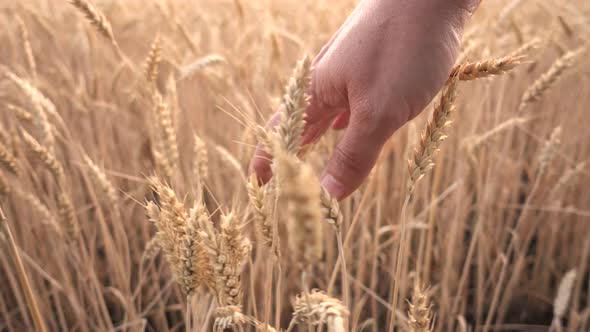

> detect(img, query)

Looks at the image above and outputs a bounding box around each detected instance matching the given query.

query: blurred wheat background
[0,0,589,331]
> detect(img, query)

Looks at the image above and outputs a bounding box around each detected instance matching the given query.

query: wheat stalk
[0,208,48,332]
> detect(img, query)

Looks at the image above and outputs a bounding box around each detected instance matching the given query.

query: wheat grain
[147,181,214,295]
[407,79,458,195]
[246,174,276,253]
[0,173,8,198]
[0,142,19,176]
[451,55,524,81]
[292,290,349,332]
[178,55,226,81]
[57,193,79,240]
[213,305,248,331]
[538,126,561,176]
[6,103,33,123]
[144,34,162,84]
[408,284,433,332]
[276,55,312,154]
[152,92,179,175]
[198,212,251,306]
[518,48,583,112]
[69,0,118,48]
[549,161,587,201]
[5,72,55,152]
[140,236,161,262]
[15,16,37,82]
[320,186,343,231]
[277,152,323,270]
[21,130,64,185]
[193,134,209,184]
[83,154,118,213]
[13,189,59,234]
[553,269,576,326]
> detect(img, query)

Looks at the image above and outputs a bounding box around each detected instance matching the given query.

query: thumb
[320,105,394,200]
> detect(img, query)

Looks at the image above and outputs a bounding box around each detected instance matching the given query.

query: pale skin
[250,0,481,200]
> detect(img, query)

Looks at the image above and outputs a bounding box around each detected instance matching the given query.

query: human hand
[250,0,480,199]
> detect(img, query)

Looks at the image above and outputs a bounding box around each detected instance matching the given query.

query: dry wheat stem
[0,208,48,332]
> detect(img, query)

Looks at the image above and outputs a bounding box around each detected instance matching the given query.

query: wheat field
[0,0,589,331]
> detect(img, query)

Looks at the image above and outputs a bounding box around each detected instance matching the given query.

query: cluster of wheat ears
[0,0,589,331]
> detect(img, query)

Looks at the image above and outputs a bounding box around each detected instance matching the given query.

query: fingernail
[320,174,345,200]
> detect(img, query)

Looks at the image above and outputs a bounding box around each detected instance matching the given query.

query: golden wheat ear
[69,0,118,48]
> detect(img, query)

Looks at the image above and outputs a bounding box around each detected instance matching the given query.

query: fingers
[320,104,394,200]
[331,111,350,130]
[248,111,281,183]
